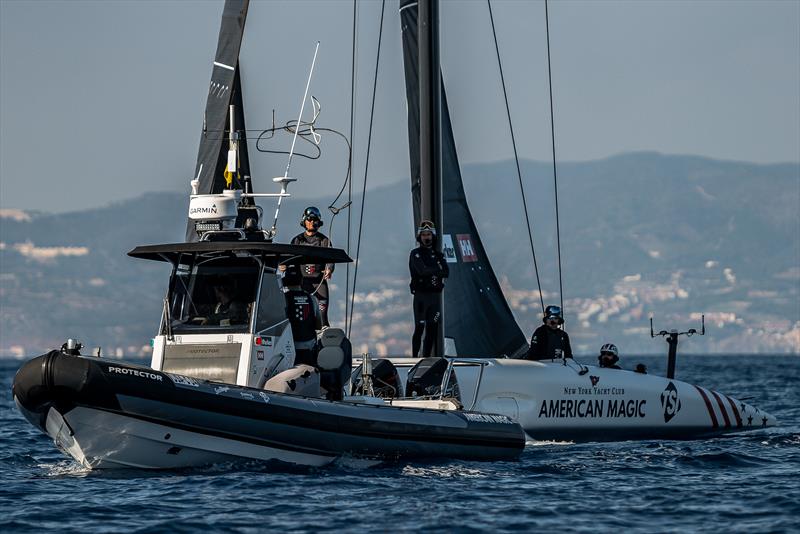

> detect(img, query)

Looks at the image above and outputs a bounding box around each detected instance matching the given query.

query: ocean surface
[1,354,798,533]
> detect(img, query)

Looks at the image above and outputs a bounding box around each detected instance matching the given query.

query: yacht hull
[378,358,778,442]
[12,352,525,469]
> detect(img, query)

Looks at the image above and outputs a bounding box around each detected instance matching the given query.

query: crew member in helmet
[291,206,334,328]
[598,343,621,369]
[282,265,319,367]
[524,305,573,361]
[409,220,449,358]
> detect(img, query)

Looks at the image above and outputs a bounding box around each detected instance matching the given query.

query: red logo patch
[456,234,478,262]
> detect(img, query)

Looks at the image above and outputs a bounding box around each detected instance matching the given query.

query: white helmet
[600,343,618,357]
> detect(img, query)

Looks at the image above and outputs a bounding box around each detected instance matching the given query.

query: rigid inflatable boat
[13,349,524,469]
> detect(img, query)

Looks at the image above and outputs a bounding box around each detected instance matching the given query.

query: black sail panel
[186,0,250,242]
[400,0,422,225]
[400,0,528,357]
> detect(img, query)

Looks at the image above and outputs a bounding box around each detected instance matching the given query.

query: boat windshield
[164,257,260,334]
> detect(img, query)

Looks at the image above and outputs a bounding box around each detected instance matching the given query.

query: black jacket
[409,246,449,294]
[291,231,334,284]
[525,324,573,360]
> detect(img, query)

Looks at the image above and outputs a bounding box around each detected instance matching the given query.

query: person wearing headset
[409,220,449,358]
[291,206,334,328]
[524,305,573,361]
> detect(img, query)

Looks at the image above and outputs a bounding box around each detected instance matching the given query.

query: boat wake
[400,464,489,479]
[674,451,775,468]
[37,459,92,479]
[526,439,575,447]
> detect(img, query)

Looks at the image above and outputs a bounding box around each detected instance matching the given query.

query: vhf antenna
[269,41,321,238]
[650,314,705,379]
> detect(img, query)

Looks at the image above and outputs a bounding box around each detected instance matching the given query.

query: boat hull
[12,352,525,469]
[377,358,778,442]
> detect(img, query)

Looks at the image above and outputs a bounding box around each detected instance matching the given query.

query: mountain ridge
[1,152,798,357]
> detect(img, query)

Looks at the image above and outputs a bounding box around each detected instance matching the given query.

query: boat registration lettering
[464,413,513,424]
[107,366,163,382]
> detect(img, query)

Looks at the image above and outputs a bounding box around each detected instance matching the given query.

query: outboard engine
[405,357,460,400]
[316,328,352,401]
[351,359,402,398]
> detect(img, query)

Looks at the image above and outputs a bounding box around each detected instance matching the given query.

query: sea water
[1,355,798,533]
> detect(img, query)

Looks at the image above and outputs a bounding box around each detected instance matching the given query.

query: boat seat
[319,328,346,347]
[317,346,344,371]
[316,328,352,401]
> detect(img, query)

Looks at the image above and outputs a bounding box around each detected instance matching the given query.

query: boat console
[129,240,352,390]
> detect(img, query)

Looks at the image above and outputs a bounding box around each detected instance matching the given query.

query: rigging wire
[346,0,358,334]
[544,0,565,315]
[348,0,386,337]
[487,0,545,316]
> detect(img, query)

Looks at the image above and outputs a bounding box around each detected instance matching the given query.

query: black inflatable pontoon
[13,351,525,469]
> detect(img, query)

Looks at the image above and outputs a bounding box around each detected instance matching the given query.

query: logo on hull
[107,366,163,382]
[660,381,682,423]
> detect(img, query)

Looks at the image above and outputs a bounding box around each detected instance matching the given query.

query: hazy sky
[1,0,798,213]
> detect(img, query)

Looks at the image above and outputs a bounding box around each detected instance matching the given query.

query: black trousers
[412,292,441,358]
[302,279,329,328]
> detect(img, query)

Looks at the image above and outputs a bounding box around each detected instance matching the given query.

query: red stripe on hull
[693,385,719,428]
[710,390,732,428]
[725,395,743,427]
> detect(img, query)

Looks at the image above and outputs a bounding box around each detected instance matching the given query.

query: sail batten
[399,0,528,357]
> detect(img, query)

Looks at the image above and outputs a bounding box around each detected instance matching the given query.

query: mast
[185,0,250,242]
[418,0,444,356]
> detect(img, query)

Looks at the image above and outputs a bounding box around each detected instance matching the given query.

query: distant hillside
[1,153,798,357]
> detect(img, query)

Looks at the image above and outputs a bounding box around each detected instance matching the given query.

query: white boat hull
[374,358,778,441]
[41,405,335,469]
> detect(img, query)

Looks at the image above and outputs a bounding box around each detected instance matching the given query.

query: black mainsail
[186,0,251,242]
[400,0,528,357]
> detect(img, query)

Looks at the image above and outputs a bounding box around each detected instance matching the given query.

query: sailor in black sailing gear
[409,220,449,358]
[282,266,319,367]
[291,207,334,328]
[597,343,621,369]
[524,305,573,361]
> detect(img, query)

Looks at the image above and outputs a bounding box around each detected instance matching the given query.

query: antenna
[267,41,320,239]
[284,41,321,179]
[650,314,706,379]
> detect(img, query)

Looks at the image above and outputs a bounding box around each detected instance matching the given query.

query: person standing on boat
[291,207,334,328]
[597,343,621,369]
[524,305,573,361]
[409,220,449,358]
[282,265,320,367]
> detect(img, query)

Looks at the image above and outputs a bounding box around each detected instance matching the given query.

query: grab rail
[438,358,491,411]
